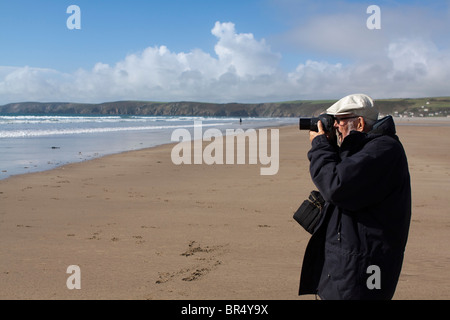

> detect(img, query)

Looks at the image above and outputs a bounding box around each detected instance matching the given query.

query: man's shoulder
[364,133,407,161]
[367,132,402,148]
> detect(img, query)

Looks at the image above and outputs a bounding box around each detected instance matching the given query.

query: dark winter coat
[298,116,411,300]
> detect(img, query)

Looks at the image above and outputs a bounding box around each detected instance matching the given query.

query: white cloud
[0,22,290,104]
[383,37,450,97]
[212,21,281,77]
[0,66,71,102]
[388,38,435,78]
[1,17,450,104]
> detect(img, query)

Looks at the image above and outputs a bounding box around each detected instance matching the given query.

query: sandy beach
[1,119,449,300]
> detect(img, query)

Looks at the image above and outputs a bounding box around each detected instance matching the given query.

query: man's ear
[357,117,366,132]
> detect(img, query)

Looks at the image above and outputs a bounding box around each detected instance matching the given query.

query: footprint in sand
[133,235,145,244]
[155,241,228,284]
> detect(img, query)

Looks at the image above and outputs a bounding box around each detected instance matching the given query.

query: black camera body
[299,114,334,132]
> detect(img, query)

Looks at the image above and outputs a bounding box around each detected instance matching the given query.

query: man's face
[333,115,360,144]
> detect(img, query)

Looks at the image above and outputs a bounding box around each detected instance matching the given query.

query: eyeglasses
[334,116,359,125]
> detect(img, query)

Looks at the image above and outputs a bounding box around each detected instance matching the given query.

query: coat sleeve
[307,134,403,212]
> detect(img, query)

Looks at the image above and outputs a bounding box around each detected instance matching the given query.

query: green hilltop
[1,97,449,118]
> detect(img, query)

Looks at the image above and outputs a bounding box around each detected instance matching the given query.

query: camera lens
[299,118,312,130]
[299,118,320,131]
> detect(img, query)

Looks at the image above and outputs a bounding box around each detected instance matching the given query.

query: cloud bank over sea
[1,12,450,104]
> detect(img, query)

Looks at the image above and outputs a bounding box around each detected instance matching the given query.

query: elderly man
[298,94,412,300]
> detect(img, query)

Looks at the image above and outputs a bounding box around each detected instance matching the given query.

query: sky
[0,0,449,104]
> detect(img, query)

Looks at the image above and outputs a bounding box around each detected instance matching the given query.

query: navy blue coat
[299,116,411,300]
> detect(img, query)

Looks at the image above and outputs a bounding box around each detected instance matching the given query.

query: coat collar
[339,116,398,157]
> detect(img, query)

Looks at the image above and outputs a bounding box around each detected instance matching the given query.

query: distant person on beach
[298,94,412,300]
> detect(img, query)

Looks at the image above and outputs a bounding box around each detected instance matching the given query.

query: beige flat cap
[326,94,379,121]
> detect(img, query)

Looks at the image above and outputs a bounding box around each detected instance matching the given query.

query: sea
[0,114,298,180]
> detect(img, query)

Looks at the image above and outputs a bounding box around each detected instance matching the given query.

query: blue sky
[0,0,279,72]
[0,0,449,104]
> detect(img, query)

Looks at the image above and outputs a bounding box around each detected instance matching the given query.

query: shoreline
[1,121,450,299]
[1,116,447,182]
[0,120,296,181]
[393,116,450,126]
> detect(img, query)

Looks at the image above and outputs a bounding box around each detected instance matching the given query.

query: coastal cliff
[1,97,449,117]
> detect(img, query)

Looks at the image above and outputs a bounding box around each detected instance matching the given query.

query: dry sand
[0,119,449,300]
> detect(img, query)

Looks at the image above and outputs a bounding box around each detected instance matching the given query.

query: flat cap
[326,94,379,121]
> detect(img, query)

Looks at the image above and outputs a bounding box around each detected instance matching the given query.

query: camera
[299,114,334,132]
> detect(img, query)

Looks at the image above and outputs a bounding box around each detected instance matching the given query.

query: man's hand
[309,120,326,143]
